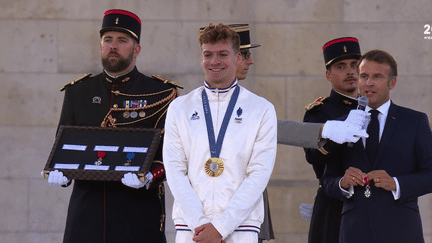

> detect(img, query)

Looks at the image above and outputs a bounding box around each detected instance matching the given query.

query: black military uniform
[304,90,358,242]
[231,24,274,242]
[59,67,180,243]
[303,37,361,243]
[56,9,182,243]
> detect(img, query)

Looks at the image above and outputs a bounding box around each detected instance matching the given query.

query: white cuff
[339,177,354,198]
[391,177,400,200]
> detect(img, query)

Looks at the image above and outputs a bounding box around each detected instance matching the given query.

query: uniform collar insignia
[92,96,102,104]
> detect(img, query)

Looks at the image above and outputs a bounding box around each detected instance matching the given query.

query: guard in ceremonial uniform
[46,9,181,243]
[303,37,361,243]
[229,24,274,243]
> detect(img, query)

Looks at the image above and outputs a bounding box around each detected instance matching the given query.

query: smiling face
[100,31,141,76]
[201,41,241,88]
[326,58,359,98]
[358,59,397,109]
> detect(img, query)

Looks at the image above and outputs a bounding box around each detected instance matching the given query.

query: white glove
[121,172,153,189]
[322,120,369,144]
[44,170,70,187]
[344,109,371,129]
[299,203,313,221]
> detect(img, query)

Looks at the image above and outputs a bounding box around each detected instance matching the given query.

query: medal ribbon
[97,151,106,159]
[202,84,240,158]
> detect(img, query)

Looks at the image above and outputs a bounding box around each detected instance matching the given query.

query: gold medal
[204,158,224,177]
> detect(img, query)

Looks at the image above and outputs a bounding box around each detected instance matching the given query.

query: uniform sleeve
[147,111,167,189]
[57,87,76,129]
[303,109,343,179]
[321,153,349,202]
[277,120,323,148]
[211,104,277,238]
[163,102,211,230]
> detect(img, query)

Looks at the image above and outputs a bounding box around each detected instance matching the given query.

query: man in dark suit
[323,49,432,242]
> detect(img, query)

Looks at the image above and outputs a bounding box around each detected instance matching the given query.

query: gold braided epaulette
[305,97,327,111]
[60,73,92,91]
[152,74,184,89]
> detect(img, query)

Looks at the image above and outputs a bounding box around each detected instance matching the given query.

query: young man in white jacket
[163,23,277,243]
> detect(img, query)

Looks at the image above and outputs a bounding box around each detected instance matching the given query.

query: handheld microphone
[347,96,369,147]
[357,96,369,111]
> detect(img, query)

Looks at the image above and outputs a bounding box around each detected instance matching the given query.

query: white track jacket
[163,82,277,239]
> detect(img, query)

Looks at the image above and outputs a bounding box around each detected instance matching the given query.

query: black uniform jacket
[59,67,179,243]
[303,89,357,243]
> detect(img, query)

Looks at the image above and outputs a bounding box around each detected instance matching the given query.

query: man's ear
[325,69,331,82]
[388,76,397,90]
[134,44,141,57]
[236,51,242,63]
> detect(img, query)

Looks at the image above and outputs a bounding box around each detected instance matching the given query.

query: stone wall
[1,0,432,242]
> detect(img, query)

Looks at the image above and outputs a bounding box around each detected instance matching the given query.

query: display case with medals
[42,125,162,181]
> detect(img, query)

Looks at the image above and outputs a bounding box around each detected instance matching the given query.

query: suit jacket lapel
[374,102,400,169]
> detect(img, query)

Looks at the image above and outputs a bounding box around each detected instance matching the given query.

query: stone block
[390,75,432,118]
[255,22,432,77]
[0,73,75,126]
[136,22,202,75]
[58,20,205,75]
[255,0,342,22]
[256,76,330,122]
[286,76,330,121]
[344,0,432,22]
[0,179,28,231]
[254,23,333,76]
[0,20,57,73]
[255,77,287,119]
[271,233,307,242]
[0,1,139,19]
[267,186,316,233]
[0,126,56,179]
[58,20,101,74]
[28,178,72,231]
[0,232,63,243]
[170,74,203,95]
[419,194,432,235]
[137,0,255,21]
[353,24,432,76]
[273,144,316,181]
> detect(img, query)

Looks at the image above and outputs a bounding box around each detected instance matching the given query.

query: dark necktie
[366,110,380,164]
